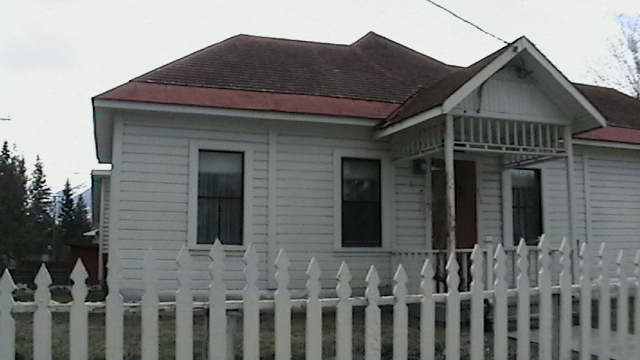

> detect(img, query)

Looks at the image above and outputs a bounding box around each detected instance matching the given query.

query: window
[511,169,542,246]
[197,150,244,245]
[341,158,381,247]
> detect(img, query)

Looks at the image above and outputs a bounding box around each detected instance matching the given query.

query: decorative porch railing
[1,238,639,359]
[392,239,566,293]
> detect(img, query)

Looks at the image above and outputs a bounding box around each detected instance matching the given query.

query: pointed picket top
[538,235,551,271]
[71,259,89,302]
[597,242,608,278]
[209,239,225,275]
[494,244,507,283]
[470,245,484,286]
[143,250,158,290]
[516,239,529,278]
[336,262,352,300]
[275,249,291,293]
[559,237,571,270]
[0,268,15,293]
[420,257,435,283]
[616,249,626,278]
[243,243,259,284]
[177,245,193,288]
[71,259,89,285]
[446,252,460,292]
[306,257,321,299]
[34,263,52,289]
[365,265,381,301]
[393,264,408,300]
[579,242,592,280]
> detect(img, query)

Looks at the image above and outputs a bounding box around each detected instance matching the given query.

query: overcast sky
[1,0,638,192]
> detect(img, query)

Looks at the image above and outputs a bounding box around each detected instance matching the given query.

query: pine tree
[0,141,30,267]
[73,194,92,241]
[27,156,54,255]
[58,179,76,243]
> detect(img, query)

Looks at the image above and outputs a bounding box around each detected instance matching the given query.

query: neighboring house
[92,33,640,298]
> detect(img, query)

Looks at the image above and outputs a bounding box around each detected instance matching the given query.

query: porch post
[444,114,456,253]
[564,126,578,279]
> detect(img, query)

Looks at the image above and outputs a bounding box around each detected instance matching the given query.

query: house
[92,33,640,298]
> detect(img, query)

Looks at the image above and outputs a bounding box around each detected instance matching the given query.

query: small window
[197,150,243,245]
[342,158,381,247]
[511,169,542,246]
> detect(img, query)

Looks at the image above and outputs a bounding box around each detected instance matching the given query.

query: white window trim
[188,140,254,251]
[502,166,546,250]
[333,148,394,251]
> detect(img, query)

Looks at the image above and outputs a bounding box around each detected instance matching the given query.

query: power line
[425,0,509,45]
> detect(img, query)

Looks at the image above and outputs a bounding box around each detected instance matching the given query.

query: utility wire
[425,0,509,45]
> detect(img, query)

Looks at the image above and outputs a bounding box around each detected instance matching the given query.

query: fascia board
[517,38,607,128]
[92,99,379,127]
[373,107,443,139]
[442,39,525,113]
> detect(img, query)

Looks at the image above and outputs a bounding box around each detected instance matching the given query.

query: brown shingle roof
[575,84,640,129]
[130,32,456,104]
[97,32,640,133]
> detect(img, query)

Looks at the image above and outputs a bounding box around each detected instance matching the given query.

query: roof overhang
[93,94,387,163]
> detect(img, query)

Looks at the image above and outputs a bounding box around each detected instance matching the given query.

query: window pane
[198,151,243,245]
[342,158,381,247]
[511,169,542,246]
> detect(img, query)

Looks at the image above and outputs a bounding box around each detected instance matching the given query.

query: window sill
[333,247,391,254]
[188,243,247,253]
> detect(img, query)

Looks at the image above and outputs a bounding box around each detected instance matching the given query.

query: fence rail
[1,238,639,359]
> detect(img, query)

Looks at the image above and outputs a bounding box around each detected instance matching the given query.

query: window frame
[502,167,545,248]
[333,149,394,251]
[188,140,253,250]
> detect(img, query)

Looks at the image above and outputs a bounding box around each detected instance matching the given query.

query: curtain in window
[198,151,243,245]
[342,158,381,247]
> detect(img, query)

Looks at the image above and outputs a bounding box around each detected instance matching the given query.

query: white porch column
[445,114,456,253]
[564,126,578,279]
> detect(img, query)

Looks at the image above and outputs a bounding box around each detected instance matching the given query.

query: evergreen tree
[73,195,92,240]
[58,179,76,243]
[27,156,54,255]
[0,141,30,266]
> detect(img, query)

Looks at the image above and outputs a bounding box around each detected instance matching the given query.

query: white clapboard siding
[585,149,640,269]
[455,67,568,120]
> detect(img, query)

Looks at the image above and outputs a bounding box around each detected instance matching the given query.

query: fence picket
[274,249,291,360]
[516,240,530,360]
[306,257,322,360]
[70,260,89,360]
[209,240,228,360]
[0,269,16,360]
[105,249,124,360]
[336,262,353,360]
[493,244,508,358]
[597,243,611,360]
[616,250,630,360]
[470,245,485,360]
[393,265,408,360]
[538,236,552,359]
[34,264,52,360]
[446,253,461,360]
[420,258,435,360]
[176,246,194,360]
[141,250,159,360]
[243,244,260,360]
[559,238,573,360]
[365,265,381,360]
[634,251,640,355]
[578,243,592,360]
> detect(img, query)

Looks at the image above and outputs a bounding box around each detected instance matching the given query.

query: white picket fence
[1,237,639,359]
